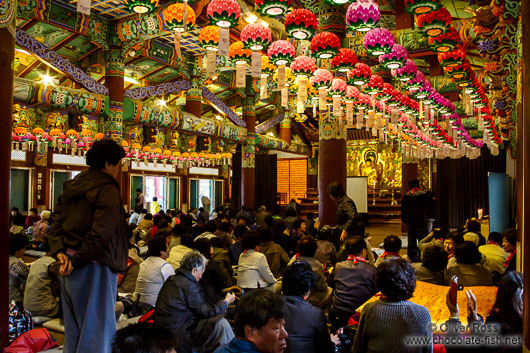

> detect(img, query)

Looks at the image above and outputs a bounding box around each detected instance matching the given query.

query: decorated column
[104,48,125,139]
[0,6,15,346]
[186,57,203,117]
[279,117,291,144]
[241,95,256,209]
[317,0,347,226]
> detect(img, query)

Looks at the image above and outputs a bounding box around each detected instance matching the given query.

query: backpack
[4,328,57,352]
[8,304,33,342]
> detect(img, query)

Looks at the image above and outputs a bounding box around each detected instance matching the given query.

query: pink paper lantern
[207,0,241,27]
[329,78,347,97]
[379,44,408,69]
[356,93,372,110]
[290,56,317,77]
[241,23,272,50]
[345,85,360,103]
[391,59,417,81]
[267,40,296,65]
[363,28,394,55]
[310,68,333,89]
[346,0,380,32]
[378,82,395,102]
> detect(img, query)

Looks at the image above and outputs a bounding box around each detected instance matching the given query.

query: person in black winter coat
[401,179,430,263]
[282,262,336,353]
[154,251,236,353]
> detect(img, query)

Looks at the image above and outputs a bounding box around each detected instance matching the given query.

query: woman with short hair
[353,258,432,353]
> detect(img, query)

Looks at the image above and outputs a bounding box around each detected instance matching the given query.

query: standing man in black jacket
[401,179,430,263]
[48,139,128,353]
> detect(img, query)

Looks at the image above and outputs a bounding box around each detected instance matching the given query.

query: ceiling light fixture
[245,14,258,24]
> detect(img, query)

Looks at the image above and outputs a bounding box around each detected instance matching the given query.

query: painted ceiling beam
[255,114,285,134]
[201,87,246,128]
[124,80,191,100]
[15,29,109,95]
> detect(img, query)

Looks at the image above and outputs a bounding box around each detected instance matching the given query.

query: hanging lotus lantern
[429,27,459,53]
[310,32,341,59]
[163,3,196,31]
[229,41,252,64]
[241,23,272,50]
[347,63,371,86]
[379,44,407,69]
[404,0,441,14]
[377,82,394,101]
[345,85,360,103]
[124,0,158,14]
[329,78,347,97]
[290,56,317,77]
[438,47,466,68]
[411,82,432,100]
[346,0,380,32]
[404,70,425,91]
[417,7,452,37]
[285,9,318,40]
[454,70,474,88]
[255,0,291,17]
[310,69,333,89]
[261,56,276,77]
[444,61,471,79]
[207,0,241,27]
[331,48,358,73]
[363,74,384,95]
[199,26,220,51]
[391,59,417,81]
[363,28,394,56]
[387,89,403,107]
[268,40,296,65]
[357,93,372,110]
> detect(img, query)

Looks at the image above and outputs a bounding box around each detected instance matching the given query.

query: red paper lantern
[331,48,358,72]
[428,27,459,53]
[347,63,371,86]
[417,7,452,37]
[444,60,471,79]
[285,9,318,40]
[404,0,441,15]
[310,32,341,59]
[363,74,384,95]
[437,46,466,67]
[377,82,394,101]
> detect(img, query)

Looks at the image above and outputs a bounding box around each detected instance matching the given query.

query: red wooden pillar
[104,48,124,140]
[317,0,347,226]
[0,27,14,347]
[520,0,530,350]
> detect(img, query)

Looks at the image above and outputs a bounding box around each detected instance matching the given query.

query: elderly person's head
[297,236,317,258]
[444,231,463,256]
[40,210,51,221]
[502,228,517,253]
[376,258,416,301]
[282,262,316,298]
[181,251,208,281]
[112,322,177,353]
[490,271,523,332]
[234,289,288,353]
[345,236,367,257]
[86,139,125,179]
[421,245,448,272]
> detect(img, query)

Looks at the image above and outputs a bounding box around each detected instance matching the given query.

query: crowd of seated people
[7,199,524,353]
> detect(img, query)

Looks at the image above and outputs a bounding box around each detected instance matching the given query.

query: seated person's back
[135,237,175,306]
[194,238,230,304]
[237,231,277,290]
[445,241,492,286]
[374,235,403,267]
[331,236,376,330]
[257,226,289,278]
[282,262,334,353]
[411,244,448,285]
[167,234,194,270]
[23,255,60,317]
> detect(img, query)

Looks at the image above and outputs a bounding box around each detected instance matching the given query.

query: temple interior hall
[3,0,530,352]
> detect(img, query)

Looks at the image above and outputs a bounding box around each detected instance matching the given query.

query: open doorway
[130,175,180,212]
[189,178,223,215]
